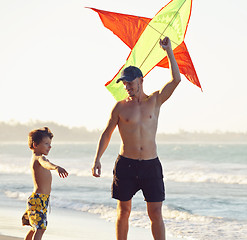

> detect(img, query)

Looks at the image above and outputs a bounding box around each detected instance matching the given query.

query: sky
[0,0,246,133]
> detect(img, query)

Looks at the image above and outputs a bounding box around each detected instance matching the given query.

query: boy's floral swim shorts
[22,192,50,230]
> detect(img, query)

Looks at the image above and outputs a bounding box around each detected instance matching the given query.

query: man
[92,37,181,240]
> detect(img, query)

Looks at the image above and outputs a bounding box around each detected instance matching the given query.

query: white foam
[0,164,30,174]
[165,170,247,184]
[4,190,29,201]
[4,190,247,240]
[165,211,247,240]
[2,162,246,185]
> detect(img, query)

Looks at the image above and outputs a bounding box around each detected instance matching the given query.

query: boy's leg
[116,200,132,240]
[24,229,34,240]
[33,229,45,240]
[147,202,166,240]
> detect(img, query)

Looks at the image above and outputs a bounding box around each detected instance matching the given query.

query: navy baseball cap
[116,66,143,83]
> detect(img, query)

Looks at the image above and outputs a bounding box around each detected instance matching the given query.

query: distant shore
[1,121,247,143]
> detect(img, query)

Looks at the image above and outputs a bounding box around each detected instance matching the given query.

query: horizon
[1,120,247,135]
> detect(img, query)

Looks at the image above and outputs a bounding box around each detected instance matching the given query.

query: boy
[22,127,68,240]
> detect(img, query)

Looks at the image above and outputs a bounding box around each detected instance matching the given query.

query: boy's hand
[159,36,171,51]
[56,166,69,178]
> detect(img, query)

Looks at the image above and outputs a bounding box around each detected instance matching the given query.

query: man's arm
[157,37,181,105]
[92,103,119,177]
[38,156,68,178]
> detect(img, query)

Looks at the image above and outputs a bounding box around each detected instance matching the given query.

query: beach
[0,236,21,240]
[0,204,180,240]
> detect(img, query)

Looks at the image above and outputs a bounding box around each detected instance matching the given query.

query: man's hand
[159,36,171,51]
[56,166,69,178]
[92,161,101,177]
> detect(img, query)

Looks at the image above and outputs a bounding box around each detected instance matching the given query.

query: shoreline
[0,205,180,240]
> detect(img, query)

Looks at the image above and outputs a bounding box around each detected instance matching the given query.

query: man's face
[123,78,141,97]
[34,136,52,156]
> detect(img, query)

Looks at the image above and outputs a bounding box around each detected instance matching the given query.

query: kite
[88,0,201,101]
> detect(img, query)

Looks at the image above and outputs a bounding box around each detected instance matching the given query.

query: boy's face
[34,136,52,155]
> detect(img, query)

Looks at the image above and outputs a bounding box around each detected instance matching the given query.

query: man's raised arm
[92,103,119,177]
[157,37,181,105]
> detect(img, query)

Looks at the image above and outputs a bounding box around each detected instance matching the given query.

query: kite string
[138,0,187,69]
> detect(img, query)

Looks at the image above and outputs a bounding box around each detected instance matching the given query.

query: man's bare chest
[119,102,158,124]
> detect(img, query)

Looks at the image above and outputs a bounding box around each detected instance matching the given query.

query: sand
[0,205,180,240]
[0,236,22,240]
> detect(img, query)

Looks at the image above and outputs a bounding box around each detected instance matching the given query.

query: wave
[163,206,247,240]
[2,190,224,225]
[0,164,30,174]
[165,170,247,185]
[4,190,29,201]
[1,163,246,185]
[4,190,247,240]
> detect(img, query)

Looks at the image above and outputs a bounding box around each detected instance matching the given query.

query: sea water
[0,142,246,239]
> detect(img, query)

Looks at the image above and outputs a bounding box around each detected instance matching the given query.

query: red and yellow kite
[89,0,201,101]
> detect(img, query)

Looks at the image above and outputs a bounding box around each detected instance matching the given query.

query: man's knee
[147,203,163,222]
[117,201,131,220]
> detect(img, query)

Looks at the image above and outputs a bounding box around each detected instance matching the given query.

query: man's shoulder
[114,99,127,109]
[116,98,128,104]
[144,91,159,105]
[149,91,159,98]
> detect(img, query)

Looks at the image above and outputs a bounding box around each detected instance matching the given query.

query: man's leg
[147,202,166,240]
[116,200,132,240]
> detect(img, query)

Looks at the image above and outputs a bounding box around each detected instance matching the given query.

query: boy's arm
[157,37,181,105]
[92,103,119,177]
[38,156,68,178]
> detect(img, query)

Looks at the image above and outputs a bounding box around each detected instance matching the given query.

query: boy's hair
[28,127,53,150]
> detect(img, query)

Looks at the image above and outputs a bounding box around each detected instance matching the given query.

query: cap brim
[116,77,124,83]
[116,76,135,83]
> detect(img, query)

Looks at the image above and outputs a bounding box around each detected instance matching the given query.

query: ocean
[0,142,246,239]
